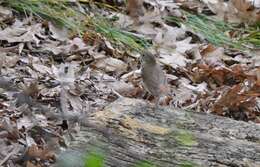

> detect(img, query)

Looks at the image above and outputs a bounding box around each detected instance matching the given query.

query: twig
[0,46,19,53]
[0,145,20,166]
[111,88,123,98]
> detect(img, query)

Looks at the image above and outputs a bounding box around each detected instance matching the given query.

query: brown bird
[141,51,169,108]
[126,0,144,23]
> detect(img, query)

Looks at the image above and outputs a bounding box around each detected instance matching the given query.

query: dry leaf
[231,0,260,23]
[48,22,69,41]
[25,144,55,161]
[0,6,13,22]
[93,57,128,73]
[0,23,42,44]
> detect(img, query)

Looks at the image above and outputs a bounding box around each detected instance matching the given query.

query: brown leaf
[191,63,252,87]
[212,80,260,121]
[23,81,39,98]
[231,0,254,12]
[200,44,216,56]
[25,144,55,161]
[230,0,260,23]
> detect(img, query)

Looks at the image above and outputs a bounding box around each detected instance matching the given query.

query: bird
[126,0,145,24]
[140,51,169,108]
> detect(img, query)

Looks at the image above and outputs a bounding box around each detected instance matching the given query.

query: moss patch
[134,161,156,167]
[179,160,199,167]
[84,151,105,167]
[174,130,198,146]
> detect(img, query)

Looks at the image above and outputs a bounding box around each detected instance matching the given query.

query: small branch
[0,145,20,166]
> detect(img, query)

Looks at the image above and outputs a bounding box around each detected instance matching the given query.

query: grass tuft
[166,13,242,49]
[88,16,150,51]
[166,11,260,49]
[5,0,84,31]
[4,0,148,51]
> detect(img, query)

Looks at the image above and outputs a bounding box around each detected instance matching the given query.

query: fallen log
[57,97,260,167]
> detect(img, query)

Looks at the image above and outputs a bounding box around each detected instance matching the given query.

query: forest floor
[0,0,259,166]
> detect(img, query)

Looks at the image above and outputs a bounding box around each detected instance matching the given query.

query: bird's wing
[155,64,167,84]
[153,64,168,94]
[142,65,165,95]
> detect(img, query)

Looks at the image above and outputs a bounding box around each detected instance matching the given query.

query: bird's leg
[142,91,149,99]
[154,96,160,110]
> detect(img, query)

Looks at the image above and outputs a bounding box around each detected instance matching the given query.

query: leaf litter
[0,0,260,166]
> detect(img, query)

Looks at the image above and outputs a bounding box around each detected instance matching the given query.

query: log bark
[59,97,260,167]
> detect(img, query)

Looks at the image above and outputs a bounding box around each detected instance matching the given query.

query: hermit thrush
[126,0,144,23]
[141,51,169,107]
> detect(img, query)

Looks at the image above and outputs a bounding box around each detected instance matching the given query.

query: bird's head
[141,51,156,65]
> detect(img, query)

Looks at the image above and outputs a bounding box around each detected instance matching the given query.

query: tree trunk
[60,97,260,167]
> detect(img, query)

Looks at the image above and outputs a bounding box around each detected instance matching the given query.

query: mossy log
[58,97,260,167]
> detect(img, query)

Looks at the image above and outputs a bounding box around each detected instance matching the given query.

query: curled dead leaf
[93,57,128,74]
[24,144,55,161]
